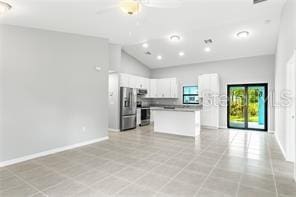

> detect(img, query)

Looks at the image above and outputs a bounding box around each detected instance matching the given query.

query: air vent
[145,51,152,55]
[254,0,267,4]
[204,39,213,44]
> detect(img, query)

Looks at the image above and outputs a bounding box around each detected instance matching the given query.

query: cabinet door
[156,79,168,98]
[170,78,178,98]
[198,73,220,128]
[142,78,149,90]
[120,73,129,87]
[164,79,172,98]
[210,74,219,94]
[138,77,144,89]
[129,75,137,88]
[149,79,157,98]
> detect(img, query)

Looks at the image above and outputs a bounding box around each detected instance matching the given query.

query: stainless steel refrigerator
[120,87,137,131]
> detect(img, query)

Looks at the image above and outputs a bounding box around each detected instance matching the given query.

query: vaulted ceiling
[1,0,286,68]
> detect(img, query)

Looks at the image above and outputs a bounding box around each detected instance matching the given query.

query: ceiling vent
[204,39,213,44]
[254,0,268,4]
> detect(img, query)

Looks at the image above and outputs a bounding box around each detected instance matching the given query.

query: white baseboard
[202,125,219,130]
[108,128,120,132]
[268,130,275,134]
[275,133,287,160]
[219,125,228,129]
[0,136,109,167]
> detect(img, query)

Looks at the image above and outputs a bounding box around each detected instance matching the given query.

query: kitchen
[108,57,220,138]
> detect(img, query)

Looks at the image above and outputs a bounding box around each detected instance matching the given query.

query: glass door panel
[247,86,266,130]
[228,86,246,129]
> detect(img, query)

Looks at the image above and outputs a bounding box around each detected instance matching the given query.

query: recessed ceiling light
[142,43,149,48]
[169,35,181,42]
[204,47,211,52]
[236,31,250,39]
[179,52,185,57]
[0,1,12,15]
[157,55,162,60]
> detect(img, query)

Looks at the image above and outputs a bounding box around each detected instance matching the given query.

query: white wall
[109,44,121,72]
[121,51,151,78]
[151,55,275,131]
[0,25,109,163]
[108,73,120,130]
[274,0,296,158]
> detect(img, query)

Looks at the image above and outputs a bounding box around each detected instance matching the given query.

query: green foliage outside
[230,88,260,123]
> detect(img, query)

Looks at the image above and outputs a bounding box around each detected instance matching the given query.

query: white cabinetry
[157,79,171,98]
[120,73,149,90]
[120,73,178,99]
[149,79,157,98]
[148,78,178,98]
[198,73,220,129]
[170,78,178,98]
[119,73,130,88]
[137,77,149,90]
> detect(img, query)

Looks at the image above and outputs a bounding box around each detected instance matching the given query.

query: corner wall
[0,25,109,163]
[274,0,296,158]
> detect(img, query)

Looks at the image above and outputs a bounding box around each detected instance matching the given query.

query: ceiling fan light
[169,35,181,42]
[119,0,140,15]
[236,31,250,39]
[0,1,12,15]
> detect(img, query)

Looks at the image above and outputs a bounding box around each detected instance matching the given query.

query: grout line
[193,131,239,197]
[112,146,188,195]
[267,134,279,197]
[154,130,239,197]
[234,131,252,197]
[7,169,49,197]
[35,149,163,194]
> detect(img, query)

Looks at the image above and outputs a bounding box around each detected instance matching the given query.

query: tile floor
[1,126,296,197]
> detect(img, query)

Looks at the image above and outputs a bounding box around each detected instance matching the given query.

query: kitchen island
[150,106,202,138]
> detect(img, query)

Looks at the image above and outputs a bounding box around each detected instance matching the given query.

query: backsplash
[149,98,180,106]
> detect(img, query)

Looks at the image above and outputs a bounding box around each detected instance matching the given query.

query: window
[183,86,199,104]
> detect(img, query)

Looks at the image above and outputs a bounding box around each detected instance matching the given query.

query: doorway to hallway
[227,83,268,131]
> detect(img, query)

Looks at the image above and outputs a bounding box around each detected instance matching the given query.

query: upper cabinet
[156,78,171,98]
[170,78,178,98]
[119,73,130,88]
[149,78,178,98]
[119,73,149,90]
[149,79,157,98]
[119,73,178,99]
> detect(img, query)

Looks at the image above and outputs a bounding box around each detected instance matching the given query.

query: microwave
[137,89,148,95]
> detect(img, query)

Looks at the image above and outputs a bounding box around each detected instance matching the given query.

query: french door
[227,83,268,131]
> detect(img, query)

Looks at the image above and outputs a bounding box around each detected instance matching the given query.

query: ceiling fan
[96,0,182,15]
